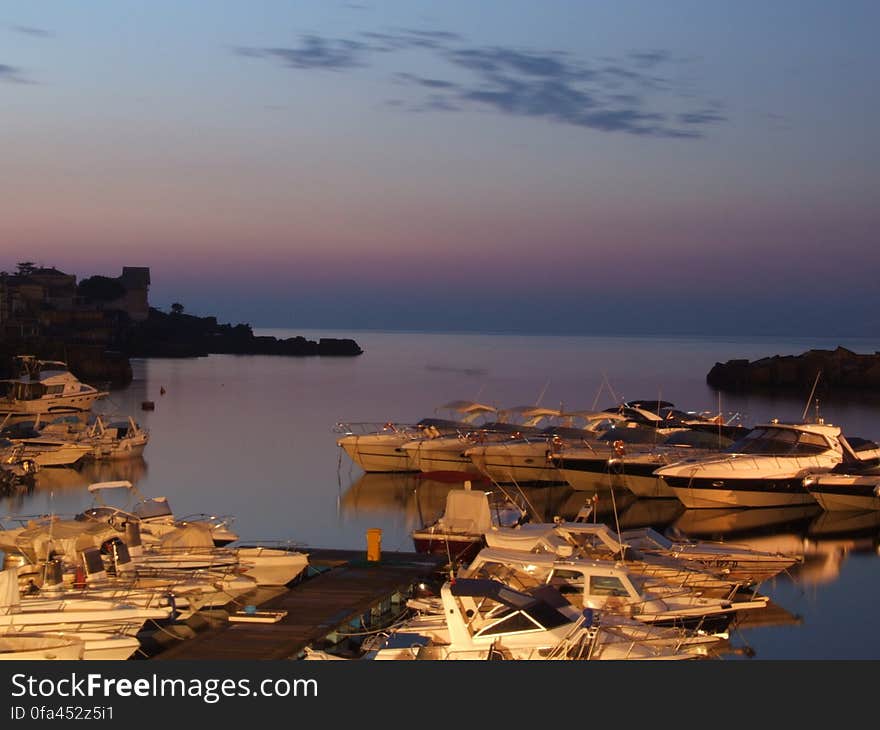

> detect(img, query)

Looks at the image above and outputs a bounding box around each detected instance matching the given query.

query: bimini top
[435,401,497,424]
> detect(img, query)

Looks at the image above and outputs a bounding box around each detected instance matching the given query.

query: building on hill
[112,267,151,322]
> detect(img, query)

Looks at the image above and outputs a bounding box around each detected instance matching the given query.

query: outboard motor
[123,520,144,558]
[81,547,108,584]
[112,541,136,578]
[40,559,65,594]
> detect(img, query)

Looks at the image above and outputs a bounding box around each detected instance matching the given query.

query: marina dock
[152,549,446,660]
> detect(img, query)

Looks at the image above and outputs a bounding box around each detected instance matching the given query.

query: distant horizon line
[250,325,880,343]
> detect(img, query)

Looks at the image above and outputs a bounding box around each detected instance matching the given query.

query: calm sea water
[7,329,880,659]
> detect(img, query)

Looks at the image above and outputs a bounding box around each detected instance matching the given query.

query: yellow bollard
[366,528,382,562]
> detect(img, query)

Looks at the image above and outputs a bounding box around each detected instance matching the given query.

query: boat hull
[468,444,567,486]
[0,391,102,417]
[404,441,482,477]
[556,456,676,497]
[663,476,818,509]
[806,476,880,511]
[338,436,419,472]
[411,533,484,563]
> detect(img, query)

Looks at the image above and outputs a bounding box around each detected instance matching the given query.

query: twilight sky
[1,1,878,335]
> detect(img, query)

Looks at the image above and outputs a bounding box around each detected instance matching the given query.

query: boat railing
[333,421,426,437]
[0,511,80,528]
[229,538,308,552]
[175,513,236,531]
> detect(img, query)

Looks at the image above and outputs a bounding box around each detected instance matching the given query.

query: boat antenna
[593,371,619,408]
[590,379,604,411]
[801,370,822,422]
[535,379,550,407]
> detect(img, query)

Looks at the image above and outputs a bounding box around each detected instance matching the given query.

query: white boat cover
[157,523,214,549]
[437,490,493,535]
[0,568,21,615]
[0,520,117,562]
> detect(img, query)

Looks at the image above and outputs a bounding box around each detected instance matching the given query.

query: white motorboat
[462,547,767,635]
[32,630,140,660]
[804,472,880,511]
[0,568,173,637]
[25,544,259,618]
[0,426,92,467]
[411,483,526,562]
[309,578,714,660]
[485,519,793,588]
[79,480,239,546]
[655,420,878,508]
[127,523,309,587]
[552,428,742,498]
[39,415,149,461]
[335,400,497,473]
[0,356,106,418]
[465,410,627,487]
[0,633,85,660]
[402,406,565,477]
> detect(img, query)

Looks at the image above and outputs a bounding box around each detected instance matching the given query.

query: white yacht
[0,357,106,418]
[552,428,741,498]
[78,480,239,546]
[655,420,877,508]
[0,435,92,468]
[462,547,767,635]
[465,410,627,487]
[803,472,880,511]
[309,578,714,660]
[403,406,565,477]
[39,415,149,461]
[0,568,173,638]
[0,634,85,660]
[336,401,497,473]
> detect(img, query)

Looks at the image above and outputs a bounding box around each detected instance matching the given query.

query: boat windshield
[724,427,830,456]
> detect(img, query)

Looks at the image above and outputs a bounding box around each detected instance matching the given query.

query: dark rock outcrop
[122,309,363,359]
[707,347,880,393]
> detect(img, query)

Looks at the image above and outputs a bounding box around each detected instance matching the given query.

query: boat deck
[152,549,445,660]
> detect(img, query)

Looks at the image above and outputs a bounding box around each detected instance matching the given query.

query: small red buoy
[141,401,155,411]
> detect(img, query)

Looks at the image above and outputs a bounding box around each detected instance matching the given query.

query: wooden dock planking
[154,551,444,660]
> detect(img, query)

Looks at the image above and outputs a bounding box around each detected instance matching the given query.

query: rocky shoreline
[1,308,363,389]
[707,346,880,393]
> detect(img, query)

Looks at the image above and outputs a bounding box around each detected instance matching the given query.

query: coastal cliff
[123,308,363,358]
[707,346,880,393]
[0,265,363,388]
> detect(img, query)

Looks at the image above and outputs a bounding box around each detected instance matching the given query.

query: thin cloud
[9,24,51,38]
[235,29,724,138]
[0,63,29,83]
[236,36,369,70]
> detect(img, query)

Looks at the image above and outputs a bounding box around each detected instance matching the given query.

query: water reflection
[339,471,880,595]
[29,457,149,494]
[1,457,149,520]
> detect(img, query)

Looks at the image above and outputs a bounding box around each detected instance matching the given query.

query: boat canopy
[158,523,215,549]
[0,569,20,615]
[87,480,135,493]
[437,490,493,534]
[449,578,572,631]
[435,401,497,423]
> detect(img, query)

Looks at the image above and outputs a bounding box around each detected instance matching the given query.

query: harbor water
[6,329,880,659]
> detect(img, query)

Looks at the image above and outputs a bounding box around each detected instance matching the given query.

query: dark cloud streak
[0,63,29,83]
[236,36,369,70]
[9,24,51,38]
[235,29,724,138]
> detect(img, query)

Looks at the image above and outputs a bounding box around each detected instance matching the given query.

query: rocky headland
[707,346,880,393]
[0,265,363,388]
